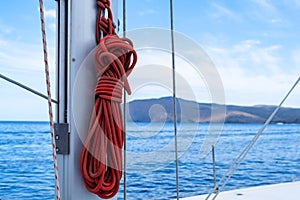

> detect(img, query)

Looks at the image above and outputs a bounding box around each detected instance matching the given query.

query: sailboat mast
[56,1,68,199]
[56,0,119,199]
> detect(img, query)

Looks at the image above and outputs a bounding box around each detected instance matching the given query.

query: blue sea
[0,121,299,200]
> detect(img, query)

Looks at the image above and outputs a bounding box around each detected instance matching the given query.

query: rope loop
[95,76,123,103]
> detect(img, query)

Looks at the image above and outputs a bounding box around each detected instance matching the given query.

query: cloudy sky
[0,0,300,121]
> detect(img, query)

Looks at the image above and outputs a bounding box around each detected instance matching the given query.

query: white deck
[182,181,300,200]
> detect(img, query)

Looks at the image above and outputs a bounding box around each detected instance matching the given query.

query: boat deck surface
[181,181,300,200]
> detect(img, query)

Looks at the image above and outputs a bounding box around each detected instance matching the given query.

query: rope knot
[94,35,137,96]
[96,0,114,43]
[96,0,110,9]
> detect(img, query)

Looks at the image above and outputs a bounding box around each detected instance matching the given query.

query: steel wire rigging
[206,76,300,200]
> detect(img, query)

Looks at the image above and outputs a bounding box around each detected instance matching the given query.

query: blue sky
[0,0,300,121]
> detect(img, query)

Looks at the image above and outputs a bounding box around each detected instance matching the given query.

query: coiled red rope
[79,0,137,198]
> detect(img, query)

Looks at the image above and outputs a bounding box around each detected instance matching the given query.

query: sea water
[0,121,299,200]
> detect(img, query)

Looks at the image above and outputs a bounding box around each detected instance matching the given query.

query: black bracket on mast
[54,123,70,154]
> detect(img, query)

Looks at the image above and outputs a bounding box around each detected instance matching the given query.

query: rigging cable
[38,0,61,200]
[0,73,58,104]
[122,0,127,199]
[169,0,180,199]
[79,0,137,198]
[205,76,300,200]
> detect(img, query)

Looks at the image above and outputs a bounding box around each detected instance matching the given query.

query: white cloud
[0,38,7,46]
[291,49,300,73]
[292,0,300,7]
[0,22,13,35]
[42,9,56,32]
[204,40,299,107]
[210,3,241,21]
[249,0,286,25]
[208,40,281,74]
[0,38,55,73]
[252,0,276,12]
[127,50,213,103]
[137,9,157,16]
[270,18,283,24]
[127,42,299,107]
[44,9,56,19]
[0,38,56,121]
[49,23,56,32]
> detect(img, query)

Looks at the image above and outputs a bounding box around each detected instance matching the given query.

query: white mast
[56,0,118,199]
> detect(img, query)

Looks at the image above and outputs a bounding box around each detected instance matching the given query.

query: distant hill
[126,97,300,124]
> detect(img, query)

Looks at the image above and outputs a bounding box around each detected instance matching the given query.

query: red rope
[38,0,60,199]
[79,0,137,198]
